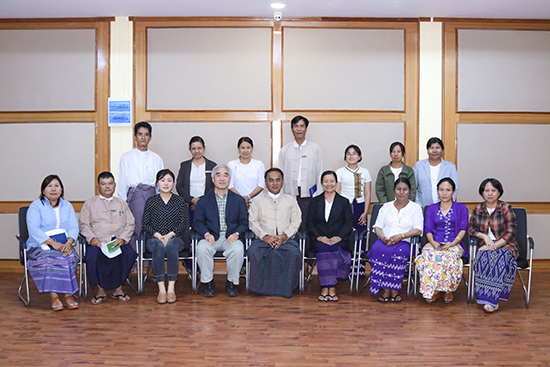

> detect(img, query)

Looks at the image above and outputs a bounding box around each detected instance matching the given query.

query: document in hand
[101,239,122,258]
[41,229,69,250]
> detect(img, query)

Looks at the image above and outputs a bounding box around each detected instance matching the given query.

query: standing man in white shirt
[118,121,164,249]
[278,115,323,234]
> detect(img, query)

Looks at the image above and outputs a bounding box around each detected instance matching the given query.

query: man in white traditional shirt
[278,115,323,233]
[117,121,164,249]
[80,172,137,304]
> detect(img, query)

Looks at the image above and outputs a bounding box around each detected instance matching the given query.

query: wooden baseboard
[3,258,549,272]
[0,259,23,272]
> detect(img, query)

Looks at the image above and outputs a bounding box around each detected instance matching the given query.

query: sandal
[426,292,440,304]
[111,293,130,302]
[444,291,453,303]
[318,294,329,302]
[378,296,389,303]
[51,296,63,311]
[62,295,79,309]
[391,294,402,303]
[327,294,339,302]
[483,304,499,313]
[91,295,107,305]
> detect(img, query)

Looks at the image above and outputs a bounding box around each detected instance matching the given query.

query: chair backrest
[420,206,428,245]
[513,207,528,263]
[367,203,383,251]
[18,206,29,265]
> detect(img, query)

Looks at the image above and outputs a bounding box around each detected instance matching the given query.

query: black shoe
[203,280,215,297]
[226,280,239,297]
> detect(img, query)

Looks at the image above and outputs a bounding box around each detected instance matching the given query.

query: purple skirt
[127,184,156,250]
[367,239,410,296]
[27,246,79,294]
[315,241,351,288]
[474,247,517,307]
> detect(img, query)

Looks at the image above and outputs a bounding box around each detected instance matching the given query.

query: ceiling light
[271,3,286,10]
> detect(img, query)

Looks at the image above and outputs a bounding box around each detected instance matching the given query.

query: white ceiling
[1,0,550,20]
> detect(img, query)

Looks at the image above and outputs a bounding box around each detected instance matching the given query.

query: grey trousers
[197,233,244,285]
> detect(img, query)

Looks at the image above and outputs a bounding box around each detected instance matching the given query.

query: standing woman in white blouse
[367,177,423,303]
[227,137,265,209]
[335,145,371,279]
[335,144,371,232]
[413,137,458,207]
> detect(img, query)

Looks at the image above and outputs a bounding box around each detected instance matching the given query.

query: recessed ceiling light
[271,3,286,10]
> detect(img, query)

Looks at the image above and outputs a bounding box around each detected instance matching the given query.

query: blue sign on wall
[108,98,132,126]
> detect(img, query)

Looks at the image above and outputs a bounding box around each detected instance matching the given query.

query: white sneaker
[483,304,499,313]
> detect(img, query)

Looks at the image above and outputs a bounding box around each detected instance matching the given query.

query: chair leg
[413,243,420,298]
[191,239,198,294]
[517,267,532,308]
[355,243,362,295]
[526,267,532,308]
[125,278,138,295]
[18,251,30,306]
[245,238,250,294]
[138,259,143,295]
[526,247,533,307]
[303,259,316,291]
[467,260,474,303]
[407,243,414,298]
[349,238,358,296]
[82,263,88,299]
[79,260,84,298]
[299,238,305,294]
[467,245,476,303]
[357,275,371,295]
[18,272,30,307]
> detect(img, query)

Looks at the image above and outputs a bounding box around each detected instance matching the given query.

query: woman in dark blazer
[307,170,354,302]
[176,136,217,225]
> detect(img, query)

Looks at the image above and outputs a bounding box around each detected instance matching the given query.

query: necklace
[394,201,408,223]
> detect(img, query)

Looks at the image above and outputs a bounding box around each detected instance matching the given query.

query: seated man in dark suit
[194,164,248,297]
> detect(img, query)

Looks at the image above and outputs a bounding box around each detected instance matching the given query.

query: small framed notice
[108,98,132,127]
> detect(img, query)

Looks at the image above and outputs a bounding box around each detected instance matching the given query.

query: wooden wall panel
[283,28,405,111]
[147,27,272,111]
[0,123,96,202]
[457,124,550,202]
[0,29,96,112]
[457,29,550,112]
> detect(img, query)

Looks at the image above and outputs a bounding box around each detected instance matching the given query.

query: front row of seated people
[26,170,517,314]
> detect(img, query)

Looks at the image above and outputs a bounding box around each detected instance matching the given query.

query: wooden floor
[1,267,549,367]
